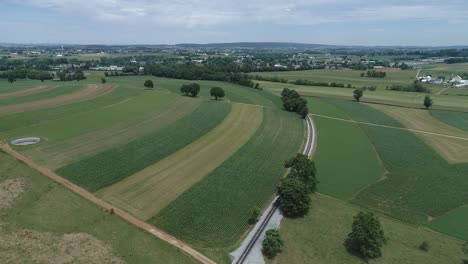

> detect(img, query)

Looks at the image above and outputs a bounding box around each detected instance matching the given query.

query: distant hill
[175,42,333,49]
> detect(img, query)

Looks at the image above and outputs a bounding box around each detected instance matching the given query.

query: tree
[353,89,363,102]
[144,80,154,89]
[101,77,107,84]
[104,72,109,77]
[277,177,311,217]
[284,153,318,192]
[423,95,433,109]
[298,105,309,119]
[248,207,260,224]
[180,83,200,97]
[346,211,386,260]
[210,87,225,100]
[360,72,365,77]
[419,241,429,252]
[262,229,283,258]
[7,74,16,84]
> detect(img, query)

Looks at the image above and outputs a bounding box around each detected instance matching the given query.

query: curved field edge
[98,103,263,220]
[22,94,200,170]
[429,206,468,241]
[307,97,385,200]
[0,151,198,264]
[430,110,468,132]
[56,101,231,192]
[0,85,58,100]
[0,85,77,107]
[151,107,304,248]
[319,98,468,224]
[271,194,466,264]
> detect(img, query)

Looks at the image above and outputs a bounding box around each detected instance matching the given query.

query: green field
[315,98,468,224]
[57,101,231,192]
[272,194,466,264]
[430,206,468,241]
[0,85,80,107]
[307,97,385,200]
[431,110,468,132]
[0,151,197,263]
[151,108,304,250]
[253,69,417,89]
[0,79,55,93]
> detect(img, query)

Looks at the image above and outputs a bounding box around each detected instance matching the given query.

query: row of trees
[280,88,309,118]
[361,70,386,78]
[387,81,430,93]
[0,68,52,81]
[354,88,434,109]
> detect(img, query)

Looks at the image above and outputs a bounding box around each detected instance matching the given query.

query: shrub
[277,177,311,217]
[346,211,386,260]
[262,229,283,258]
[248,207,260,224]
[419,241,429,252]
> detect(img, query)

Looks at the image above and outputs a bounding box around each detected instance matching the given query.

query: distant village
[418,74,468,88]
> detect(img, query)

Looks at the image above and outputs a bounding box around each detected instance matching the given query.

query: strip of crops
[150,108,304,248]
[323,98,468,224]
[0,85,75,107]
[430,110,468,132]
[57,101,231,192]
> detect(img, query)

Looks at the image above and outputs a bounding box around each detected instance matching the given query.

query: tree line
[361,70,386,78]
[280,88,309,118]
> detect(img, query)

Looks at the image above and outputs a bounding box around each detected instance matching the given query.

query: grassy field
[307,97,385,200]
[252,69,417,89]
[108,76,282,108]
[98,103,263,220]
[316,98,468,224]
[151,108,304,250]
[0,85,76,107]
[370,104,468,163]
[272,194,466,264]
[0,151,197,263]
[0,79,56,94]
[430,206,468,241]
[431,110,468,132]
[57,101,231,192]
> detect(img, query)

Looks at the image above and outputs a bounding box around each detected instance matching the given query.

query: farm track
[232,115,316,264]
[0,143,215,264]
[0,84,115,116]
[0,85,56,99]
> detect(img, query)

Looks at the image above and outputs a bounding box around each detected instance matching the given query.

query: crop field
[316,98,468,224]
[272,194,465,264]
[0,84,77,107]
[98,103,263,220]
[0,85,57,99]
[307,97,385,200]
[260,80,468,111]
[0,79,55,94]
[22,95,199,169]
[151,107,304,248]
[0,83,115,116]
[57,101,231,192]
[109,76,282,108]
[252,68,417,89]
[431,110,468,132]
[423,62,468,73]
[430,206,468,241]
[0,151,197,263]
[370,104,468,163]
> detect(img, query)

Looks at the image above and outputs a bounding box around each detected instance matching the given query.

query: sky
[1,0,468,46]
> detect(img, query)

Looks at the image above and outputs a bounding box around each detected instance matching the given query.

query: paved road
[0,143,215,264]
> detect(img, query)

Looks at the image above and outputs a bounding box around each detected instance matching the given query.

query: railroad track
[233,115,315,264]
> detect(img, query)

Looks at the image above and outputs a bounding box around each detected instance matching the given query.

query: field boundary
[0,143,215,264]
[0,85,57,99]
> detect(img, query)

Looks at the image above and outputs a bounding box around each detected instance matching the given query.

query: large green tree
[353,89,364,102]
[180,83,200,97]
[262,229,283,258]
[423,95,433,109]
[277,177,311,217]
[284,154,318,192]
[210,87,225,100]
[346,211,386,260]
[144,80,154,89]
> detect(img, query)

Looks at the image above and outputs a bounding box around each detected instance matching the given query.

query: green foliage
[262,229,283,258]
[101,77,107,83]
[7,74,16,84]
[281,88,308,118]
[284,153,318,193]
[365,70,386,78]
[144,79,154,89]
[57,102,230,192]
[346,211,386,260]
[248,207,260,224]
[424,95,433,109]
[152,108,303,247]
[180,83,200,97]
[388,81,430,93]
[277,177,311,218]
[419,241,429,252]
[353,89,363,101]
[210,86,225,100]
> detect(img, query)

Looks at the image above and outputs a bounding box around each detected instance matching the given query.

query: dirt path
[0,86,56,99]
[0,143,215,264]
[0,84,115,116]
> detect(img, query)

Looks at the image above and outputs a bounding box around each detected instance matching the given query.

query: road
[230,115,317,264]
[0,143,215,264]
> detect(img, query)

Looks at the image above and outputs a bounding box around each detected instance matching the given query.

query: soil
[0,86,56,99]
[0,178,27,210]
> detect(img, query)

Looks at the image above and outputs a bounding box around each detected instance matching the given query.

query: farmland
[98,103,263,220]
[151,107,304,248]
[430,206,468,241]
[0,150,197,264]
[431,110,468,132]
[57,101,231,192]
[272,194,466,264]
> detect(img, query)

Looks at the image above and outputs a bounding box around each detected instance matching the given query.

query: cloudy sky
[2,0,467,46]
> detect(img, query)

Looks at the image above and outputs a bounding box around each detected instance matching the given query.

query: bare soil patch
[0,225,123,264]
[0,178,27,210]
[0,84,115,116]
[0,86,57,99]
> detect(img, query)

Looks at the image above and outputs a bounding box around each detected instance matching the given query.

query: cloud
[10,0,468,28]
